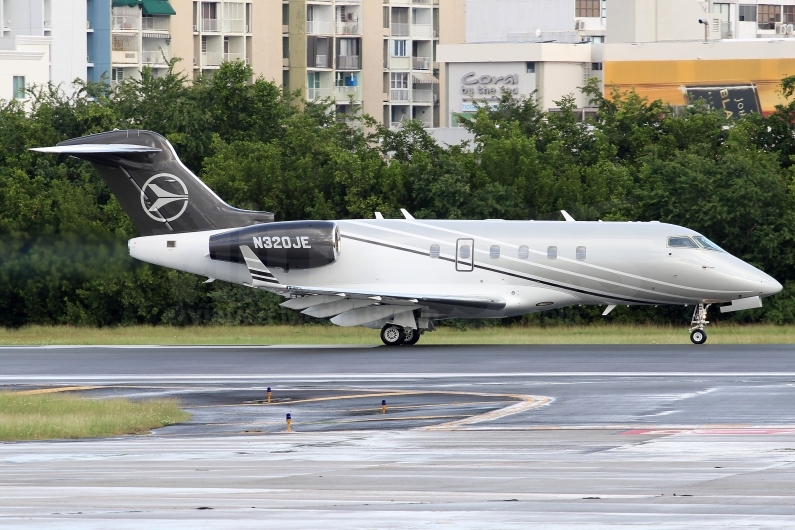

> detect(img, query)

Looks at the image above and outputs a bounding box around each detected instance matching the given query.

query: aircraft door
[456,238,474,272]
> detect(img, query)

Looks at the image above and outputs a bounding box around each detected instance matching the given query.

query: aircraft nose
[759,274,783,297]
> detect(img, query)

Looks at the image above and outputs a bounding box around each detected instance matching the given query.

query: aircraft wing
[277,285,506,311]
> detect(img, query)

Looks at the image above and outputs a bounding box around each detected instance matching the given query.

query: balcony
[201,51,222,67]
[412,56,431,70]
[308,87,333,100]
[314,55,329,68]
[223,18,245,33]
[202,18,219,32]
[142,50,170,65]
[337,55,360,69]
[389,55,410,69]
[412,89,433,103]
[223,52,245,63]
[307,20,333,34]
[335,21,360,35]
[413,0,433,4]
[412,24,432,38]
[112,16,140,31]
[142,17,169,31]
[335,85,362,102]
[391,22,409,36]
[112,50,139,64]
[390,89,410,102]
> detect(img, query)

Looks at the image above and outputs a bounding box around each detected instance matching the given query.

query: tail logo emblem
[140,173,189,222]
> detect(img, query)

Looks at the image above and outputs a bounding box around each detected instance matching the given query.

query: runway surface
[1,344,794,528]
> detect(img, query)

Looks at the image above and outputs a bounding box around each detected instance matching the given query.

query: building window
[591,62,603,71]
[785,5,795,24]
[758,4,780,29]
[390,72,409,89]
[576,246,587,261]
[575,0,600,18]
[738,5,757,21]
[518,245,529,259]
[526,61,535,73]
[383,6,390,28]
[547,246,557,260]
[392,39,407,57]
[490,245,500,259]
[12,76,25,99]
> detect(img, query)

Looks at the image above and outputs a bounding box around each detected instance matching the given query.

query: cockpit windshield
[693,236,724,252]
[667,236,698,248]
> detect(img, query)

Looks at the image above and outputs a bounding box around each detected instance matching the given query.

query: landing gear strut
[689,303,711,345]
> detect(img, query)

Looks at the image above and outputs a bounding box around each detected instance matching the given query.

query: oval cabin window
[490,245,500,259]
[547,246,557,260]
[576,246,586,261]
[459,244,471,259]
[518,245,529,259]
[429,244,440,259]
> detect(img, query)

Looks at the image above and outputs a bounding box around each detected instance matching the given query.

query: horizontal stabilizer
[30,144,162,154]
[719,296,762,313]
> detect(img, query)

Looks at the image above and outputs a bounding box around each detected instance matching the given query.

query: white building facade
[0,36,52,103]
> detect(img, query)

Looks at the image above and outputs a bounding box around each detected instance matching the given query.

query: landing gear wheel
[381,324,406,346]
[690,329,707,345]
[403,328,421,345]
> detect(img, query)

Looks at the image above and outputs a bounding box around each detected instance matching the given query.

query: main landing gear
[380,324,421,346]
[689,303,711,345]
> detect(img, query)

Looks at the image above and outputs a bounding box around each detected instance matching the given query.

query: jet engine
[209,221,339,271]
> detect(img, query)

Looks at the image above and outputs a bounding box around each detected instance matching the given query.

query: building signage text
[461,72,520,97]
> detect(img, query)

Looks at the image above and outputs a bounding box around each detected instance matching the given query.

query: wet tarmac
[1,344,794,528]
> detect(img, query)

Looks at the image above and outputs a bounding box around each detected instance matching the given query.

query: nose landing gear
[689,303,711,345]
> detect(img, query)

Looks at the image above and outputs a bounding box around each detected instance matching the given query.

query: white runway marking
[1,372,795,382]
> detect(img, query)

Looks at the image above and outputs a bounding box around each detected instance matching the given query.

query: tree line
[1,61,795,327]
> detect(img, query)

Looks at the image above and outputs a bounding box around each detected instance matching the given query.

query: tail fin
[32,129,273,236]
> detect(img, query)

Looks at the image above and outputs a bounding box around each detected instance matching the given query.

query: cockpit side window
[693,236,725,252]
[667,236,698,249]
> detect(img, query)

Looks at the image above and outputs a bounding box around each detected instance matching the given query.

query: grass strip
[0,392,190,441]
[0,324,793,345]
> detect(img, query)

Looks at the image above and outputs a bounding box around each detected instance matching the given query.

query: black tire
[403,328,421,345]
[381,325,406,346]
[690,329,707,345]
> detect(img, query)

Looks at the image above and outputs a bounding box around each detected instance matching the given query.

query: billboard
[604,58,795,116]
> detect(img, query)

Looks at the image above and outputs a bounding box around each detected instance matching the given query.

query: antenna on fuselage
[560,210,576,222]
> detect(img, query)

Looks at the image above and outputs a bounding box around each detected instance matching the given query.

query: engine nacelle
[209,221,339,270]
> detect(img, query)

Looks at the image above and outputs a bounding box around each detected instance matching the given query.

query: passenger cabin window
[576,246,586,261]
[459,244,471,259]
[429,244,440,258]
[667,236,698,249]
[693,236,724,252]
[490,245,500,259]
[518,245,529,259]
[547,246,557,260]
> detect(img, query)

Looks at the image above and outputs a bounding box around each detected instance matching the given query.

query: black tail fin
[32,129,273,236]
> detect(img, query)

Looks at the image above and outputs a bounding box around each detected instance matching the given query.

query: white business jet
[33,130,782,345]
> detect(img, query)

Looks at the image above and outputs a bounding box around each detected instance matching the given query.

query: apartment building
[281,0,442,127]
[1,0,94,93]
[109,0,175,86]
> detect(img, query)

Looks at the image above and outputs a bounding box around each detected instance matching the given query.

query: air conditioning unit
[575,20,585,31]
[776,22,788,34]
[788,24,795,35]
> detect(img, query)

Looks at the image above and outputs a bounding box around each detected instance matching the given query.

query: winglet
[239,246,283,287]
[561,210,576,222]
[400,208,415,220]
